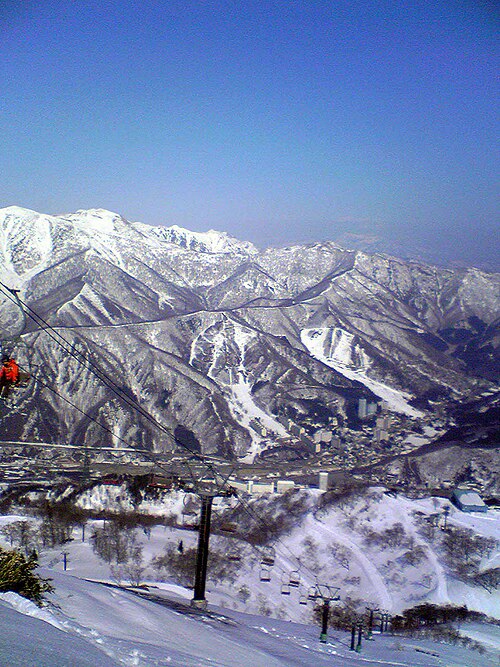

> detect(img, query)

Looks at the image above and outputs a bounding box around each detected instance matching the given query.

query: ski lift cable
[0,286,234,494]
[0,285,226,493]
[224,491,323,585]
[3,289,239,494]
[11,368,161,457]
[21,370,317,590]
[0,284,321,583]
[0,284,172,419]
[3,301,311,590]
[236,498,339,594]
[14,365,137,454]
[0,284,217,473]
[5,380,314,591]
[0,287,231,487]
[0,285,27,341]
[4,295,177,440]
[5,364,201,485]
[229,491,308,567]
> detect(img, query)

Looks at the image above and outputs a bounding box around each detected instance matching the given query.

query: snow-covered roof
[453,489,487,507]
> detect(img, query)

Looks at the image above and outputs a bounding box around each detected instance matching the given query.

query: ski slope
[1,572,499,667]
[0,487,499,666]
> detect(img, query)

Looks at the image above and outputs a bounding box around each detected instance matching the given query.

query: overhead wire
[11,365,152,457]
[0,281,208,485]
[0,281,322,584]
[1,283,316,579]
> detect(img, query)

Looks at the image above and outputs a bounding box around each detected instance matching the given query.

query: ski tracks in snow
[388,496,449,603]
[311,516,393,611]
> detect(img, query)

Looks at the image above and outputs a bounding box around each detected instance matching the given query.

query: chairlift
[220,521,238,534]
[308,585,318,601]
[0,289,33,399]
[280,572,291,595]
[260,546,275,567]
[0,343,32,400]
[260,566,271,582]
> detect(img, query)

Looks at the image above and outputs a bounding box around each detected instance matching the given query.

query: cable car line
[1,285,317,585]
[0,282,326,593]
[0,282,214,481]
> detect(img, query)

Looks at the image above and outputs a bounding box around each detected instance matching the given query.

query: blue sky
[1,1,498,268]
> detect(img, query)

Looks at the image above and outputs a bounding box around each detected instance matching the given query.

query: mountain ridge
[0,206,498,462]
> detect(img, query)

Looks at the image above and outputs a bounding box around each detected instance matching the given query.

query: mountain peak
[0,205,39,217]
[60,208,126,234]
[154,223,258,255]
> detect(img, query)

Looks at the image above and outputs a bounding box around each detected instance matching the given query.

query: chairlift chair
[220,521,237,534]
[0,288,33,396]
[308,585,318,601]
[260,546,276,567]
[16,370,31,388]
[280,572,291,595]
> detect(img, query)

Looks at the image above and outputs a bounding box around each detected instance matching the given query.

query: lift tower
[191,485,236,609]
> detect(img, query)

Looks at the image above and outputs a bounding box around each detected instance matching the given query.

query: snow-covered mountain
[0,206,498,460]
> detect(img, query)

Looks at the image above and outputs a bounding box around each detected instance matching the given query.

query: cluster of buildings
[228,477,296,496]
[255,398,395,463]
[227,472,330,497]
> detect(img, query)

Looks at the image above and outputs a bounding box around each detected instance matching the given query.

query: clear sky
[1,0,498,268]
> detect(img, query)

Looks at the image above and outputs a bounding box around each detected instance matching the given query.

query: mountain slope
[0,206,498,459]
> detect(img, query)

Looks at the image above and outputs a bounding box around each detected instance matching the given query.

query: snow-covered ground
[301,327,424,417]
[0,487,499,666]
[12,484,498,620]
[1,569,499,667]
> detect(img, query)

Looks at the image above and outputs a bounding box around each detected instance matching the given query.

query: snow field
[0,487,499,666]
[301,327,424,417]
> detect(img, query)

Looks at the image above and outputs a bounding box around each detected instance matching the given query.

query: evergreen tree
[0,546,53,606]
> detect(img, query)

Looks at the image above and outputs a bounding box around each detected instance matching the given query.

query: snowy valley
[0,205,498,466]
